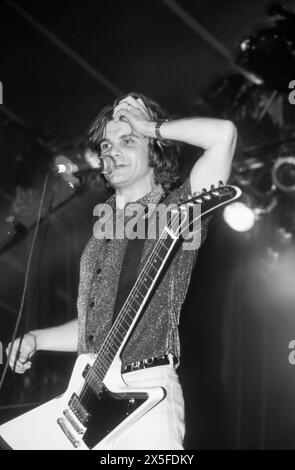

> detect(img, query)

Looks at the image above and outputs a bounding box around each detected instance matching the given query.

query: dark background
[1,0,295,449]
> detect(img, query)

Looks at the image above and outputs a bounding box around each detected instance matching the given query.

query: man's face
[99,119,154,189]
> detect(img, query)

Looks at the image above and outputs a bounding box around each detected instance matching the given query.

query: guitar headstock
[165,181,242,241]
[179,181,242,217]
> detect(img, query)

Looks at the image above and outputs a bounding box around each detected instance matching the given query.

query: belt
[121,354,179,374]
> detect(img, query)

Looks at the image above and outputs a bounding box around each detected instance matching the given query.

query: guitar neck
[87,183,241,383]
[91,228,178,380]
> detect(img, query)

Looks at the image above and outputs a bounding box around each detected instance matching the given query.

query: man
[7,93,237,449]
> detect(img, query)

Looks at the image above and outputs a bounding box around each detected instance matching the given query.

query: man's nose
[110,146,122,160]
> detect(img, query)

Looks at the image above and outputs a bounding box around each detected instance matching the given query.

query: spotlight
[272,156,295,194]
[223,201,256,232]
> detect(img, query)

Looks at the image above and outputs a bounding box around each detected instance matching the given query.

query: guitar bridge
[57,417,81,448]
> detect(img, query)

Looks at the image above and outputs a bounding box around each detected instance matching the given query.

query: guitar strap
[112,193,166,324]
[112,236,146,325]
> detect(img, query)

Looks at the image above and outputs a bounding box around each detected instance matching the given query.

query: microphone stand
[0,170,102,255]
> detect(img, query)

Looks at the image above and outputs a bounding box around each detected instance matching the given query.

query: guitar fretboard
[91,230,177,381]
[82,184,241,389]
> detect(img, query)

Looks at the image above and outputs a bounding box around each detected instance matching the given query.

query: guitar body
[0,354,165,450]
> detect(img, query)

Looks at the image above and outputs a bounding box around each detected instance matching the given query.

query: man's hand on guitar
[6,333,37,374]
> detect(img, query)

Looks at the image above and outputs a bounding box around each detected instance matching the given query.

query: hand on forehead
[113,95,151,119]
[111,95,154,137]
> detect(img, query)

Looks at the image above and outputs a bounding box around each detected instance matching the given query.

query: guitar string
[91,211,191,374]
[76,207,191,406]
[76,233,180,407]
[78,202,203,405]
[87,188,237,389]
[73,187,234,410]
[88,194,216,382]
[77,188,233,406]
[77,188,233,404]
[81,190,220,387]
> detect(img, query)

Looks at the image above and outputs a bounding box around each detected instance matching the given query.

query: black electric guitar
[0,183,241,449]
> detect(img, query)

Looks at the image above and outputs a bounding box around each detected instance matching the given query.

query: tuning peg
[202,188,207,193]
[210,184,215,190]
[192,191,201,197]
[218,180,224,187]
[185,194,194,206]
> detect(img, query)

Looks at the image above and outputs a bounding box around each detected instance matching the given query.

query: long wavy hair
[88,92,180,193]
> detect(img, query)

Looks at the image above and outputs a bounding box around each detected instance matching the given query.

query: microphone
[54,154,116,177]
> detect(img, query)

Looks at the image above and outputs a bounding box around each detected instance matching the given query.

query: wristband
[155,120,167,140]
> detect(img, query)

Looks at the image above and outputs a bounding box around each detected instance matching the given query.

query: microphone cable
[0,171,51,395]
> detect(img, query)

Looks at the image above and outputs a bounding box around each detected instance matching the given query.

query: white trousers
[104,358,185,450]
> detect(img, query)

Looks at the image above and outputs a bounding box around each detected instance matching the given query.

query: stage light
[223,201,256,232]
[272,156,295,195]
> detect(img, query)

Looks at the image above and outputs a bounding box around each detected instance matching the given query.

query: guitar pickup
[63,409,85,435]
[68,393,90,426]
